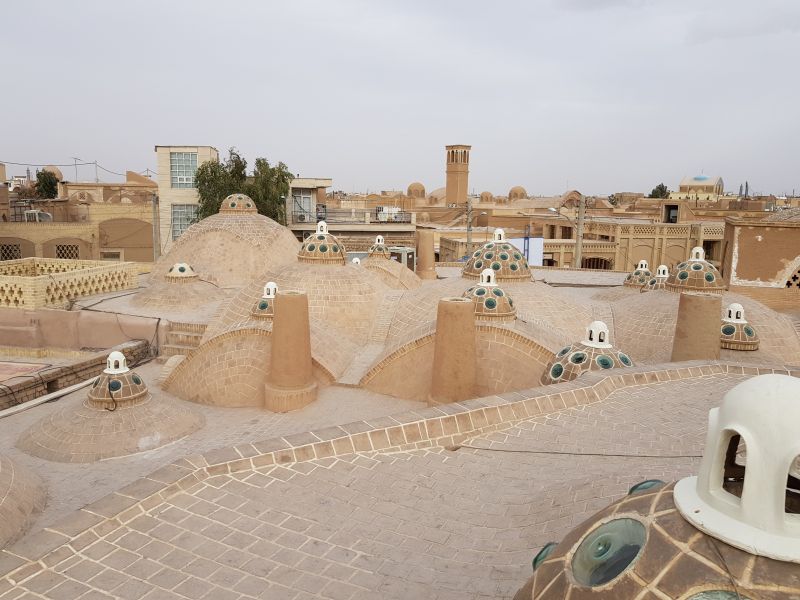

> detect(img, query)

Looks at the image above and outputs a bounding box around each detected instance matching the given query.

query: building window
[0,244,22,261]
[100,251,122,261]
[55,245,80,259]
[291,188,313,222]
[171,204,198,240]
[170,152,198,188]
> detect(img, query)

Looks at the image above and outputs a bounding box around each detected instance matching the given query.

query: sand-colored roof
[763,207,800,222]
[0,455,45,549]
[461,237,531,282]
[360,256,422,290]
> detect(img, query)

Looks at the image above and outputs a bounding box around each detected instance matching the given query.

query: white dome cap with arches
[316,221,329,235]
[581,321,612,349]
[637,259,649,271]
[656,265,669,278]
[263,282,278,299]
[375,235,384,245]
[689,246,706,261]
[479,268,497,287]
[493,228,506,242]
[674,374,800,562]
[352,257,361,265]
[724,302,746,323]
[104,351,129,375]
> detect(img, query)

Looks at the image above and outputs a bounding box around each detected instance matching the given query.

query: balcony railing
[291,209,413,225]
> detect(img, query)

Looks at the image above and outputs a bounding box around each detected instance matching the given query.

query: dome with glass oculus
[719,302,759,351]
[367,235,391,259]
[87,351,149,410]
[251,281,277,320]
[165,262,197,282]
[461,228,531,281]
[540,321,634,385]
[665,247,724,294]
[298,221,346,265]
[640,264,669,293]
[623,259,652,288]
[219,193,257,213]
[515,376,800,600]
[461,269,516,322]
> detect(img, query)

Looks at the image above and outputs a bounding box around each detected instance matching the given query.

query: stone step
[168,321,207,334]
[158,355,185,385]
[160,343,196,359]
[166,331,203,347]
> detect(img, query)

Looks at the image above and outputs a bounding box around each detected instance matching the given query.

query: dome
[720,302,759,350]
[251,282,277,320]
[623,259,652,288]
[508,186,527,201]
[541,321,633,385]
[640,264,669,293]
[367,235,391,259]
[479,191,494,203]
[90,355,148,409]
[104,351,128,374]
[219,193,257,214]
[461,229,531,282]
[165,262,197,281]
[0,456,45,548]
[665,247,725,294]
[298,221,346,265]
[407,182,425,198]
[43,165,63,180]
[694,174,711,181]
[674,374,800,562]
[461,269,515,321]
[517,477,795,599]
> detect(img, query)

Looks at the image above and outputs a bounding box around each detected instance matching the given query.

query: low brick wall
[0,341,150,410]
[0,258,138,309]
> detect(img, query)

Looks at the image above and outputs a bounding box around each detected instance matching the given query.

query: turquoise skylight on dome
[693,174,710,181]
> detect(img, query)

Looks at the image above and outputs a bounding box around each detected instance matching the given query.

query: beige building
[154,145,219,253]
[669,174,724,201]
[445,144,470,207]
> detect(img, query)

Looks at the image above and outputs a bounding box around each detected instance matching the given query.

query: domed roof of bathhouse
[219,193,258,213]
[640,264,669,293]
[462,269,516,322]
[623,259,652,288]
[367,235,392,259]
[461,229,531,282]
[297,221,346,265]
[665,247,724,294]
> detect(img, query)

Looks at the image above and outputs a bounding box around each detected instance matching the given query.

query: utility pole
[151,193,161,261]
[465,195,473,254]
[575,194,585,268]
[94,161,99,183]
[71,157,81,182]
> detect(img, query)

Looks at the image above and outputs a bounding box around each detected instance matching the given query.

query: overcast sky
[2,0,798,196]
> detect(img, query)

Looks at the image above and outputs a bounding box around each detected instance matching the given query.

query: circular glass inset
[500,253,509,260]
[246,202,252,208]
[474,260,483,269]
[333,245,339,252]
[319,244,328,252]
[550,363,564,379]
[687,593,752,600]
[258,300,269,310]
[744,325,755,337]
[678,271,689,280]
[317,235,325,241]
[168,266,174,272]
[474,250,481,257]
[492,288,504,297]
[132,374,142,385]
[596,355,613,369]
[557,346,571,357]
[92,379,100,388]
[230,202,237,208]
[306,243,316,252]
[634,270,641,276]
[649,279,656,286]
[571,518,646,586]
[692,263,703,271]
[628,479,664,495]
[618,352,632,366]
[510,263,519,271]
[502,244,511,250]
[108,380,122,392]
[678,262,687,269]
[569,352,587,365]
[475,288,486,296]
[705,273,715,282]
[514,253,522,260]
[484,252,494,260]
[178,266,186,273]
[532,542,558,571]
[484,298,497,309]
[509,298,514,307]
[486,243,495,249]
[721,324,736,336]
[491,262,501,271]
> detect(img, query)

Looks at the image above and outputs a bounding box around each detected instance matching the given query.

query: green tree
[194,147,248,220]
[648,183,669,198]
[35,170,59,199]
[245,158,293,224]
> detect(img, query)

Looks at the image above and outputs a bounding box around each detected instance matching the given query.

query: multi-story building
[154,145,219,253]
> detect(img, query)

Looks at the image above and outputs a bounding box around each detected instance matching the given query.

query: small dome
[623,259,652,288]
[89,362,149,409]
[674,374,800,562]
[461,269,515,321]
[541,322,633,385]
[367,235,391,259]
[640,264,669,293]
[43,165,63,181]
[508,186,527,201]
[352,257,361,265]
[219,193,257,214]
[104,351,128,374]
[665,248,724,294]
[407,182,425,198]
[479,191,494,203]
[165,262,197,282]
[297,221,346,265]
[720,303,758,350]
[461,229,531,282]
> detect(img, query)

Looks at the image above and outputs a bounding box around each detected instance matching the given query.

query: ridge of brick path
[1,362,797,599]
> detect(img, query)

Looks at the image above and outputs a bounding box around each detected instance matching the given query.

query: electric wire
[450,444,703,459]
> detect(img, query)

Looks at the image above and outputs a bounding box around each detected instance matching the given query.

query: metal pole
[575,195,585,268]
[466,195,473,253]
[151,193,161,261]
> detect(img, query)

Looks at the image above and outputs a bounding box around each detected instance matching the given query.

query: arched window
[736,310,742,320]
[786,455,800,514]
[728,309,733,319]
[114,360,120,369]
[588,330,594,341]
[722,431,746,501]
[599,332,605,343]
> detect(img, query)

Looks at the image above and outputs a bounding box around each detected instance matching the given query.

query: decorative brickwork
[0,456,45,549]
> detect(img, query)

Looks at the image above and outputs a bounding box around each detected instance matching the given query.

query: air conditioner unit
[297,214,308,222]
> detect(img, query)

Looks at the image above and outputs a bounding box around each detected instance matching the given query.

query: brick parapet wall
[2,359,796,580]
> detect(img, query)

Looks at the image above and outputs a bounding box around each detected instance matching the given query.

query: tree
[194,147,293,224]
[246,158,293,224]
[607,193,618,206]
[195,147,248,220]
[35,170,59,199]
[648,183,669,199]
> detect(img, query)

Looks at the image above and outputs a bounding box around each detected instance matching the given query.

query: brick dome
[461,229,531,282]
[219,193,257,214]
[665,247,724,294]
[298,221,346,265]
